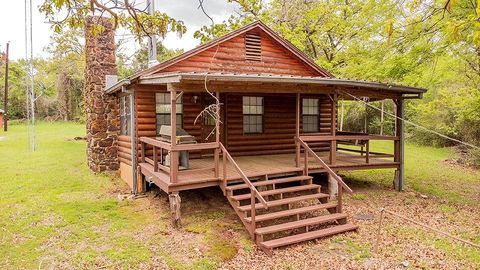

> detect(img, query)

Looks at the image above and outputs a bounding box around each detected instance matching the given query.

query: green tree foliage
[0,58,59,120]
[0,60,28,119]
[118,42,184,78]
[194,0,268,43]
[117,42,184,78]
[39,0,186,39]
[45,28,86,120]
[2,0,479,163]
[195,0,480,164]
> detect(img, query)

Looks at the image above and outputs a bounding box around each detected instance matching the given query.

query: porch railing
[139,137,219,183]
[298,133,399,165]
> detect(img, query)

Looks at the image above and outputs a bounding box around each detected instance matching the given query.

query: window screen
[243,96,263,134]
[156,93,183,134]
[302,98,319,133]
[120,95,131,136]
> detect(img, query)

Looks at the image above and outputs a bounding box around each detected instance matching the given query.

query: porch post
[168,83,178,183]
[394,98,404,191]
[295,93,300,167]
[129,91,139,194]
[330,94,337,165]
[214,91,220,178]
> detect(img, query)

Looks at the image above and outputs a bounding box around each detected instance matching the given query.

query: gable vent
[245,33,262,61]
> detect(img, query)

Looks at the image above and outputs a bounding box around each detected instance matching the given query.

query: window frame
[120,95,131,136]
[155,92,183,135]
[302,98,319,133]
[242,96,264,134]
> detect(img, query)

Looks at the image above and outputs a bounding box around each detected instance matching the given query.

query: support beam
[330,94,337,165]
[169,192,181,228]
[295,93,300,167]
[339,98,344,131]
[380,100,384,136]
[328,174,338,200]
[214,91,220,178]
[168,84,179,183]
[129,92,139,194]
[394,98,404,191]
[364,102,368,133]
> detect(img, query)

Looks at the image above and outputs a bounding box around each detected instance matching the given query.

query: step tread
[237,193,329,212]
[226,176,312,191]
[231,184,320,201]
[255,213,348,235]
[245,202,337,223]
[260,223,358,249]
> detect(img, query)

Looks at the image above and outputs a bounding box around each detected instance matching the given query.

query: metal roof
[104,21,426,98]
[128,72,426,97]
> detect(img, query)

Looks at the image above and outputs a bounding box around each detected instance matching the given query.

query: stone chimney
[84,16,119,172]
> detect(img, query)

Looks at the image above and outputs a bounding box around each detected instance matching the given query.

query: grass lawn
[343,140,480,205]
[0,122,479,269]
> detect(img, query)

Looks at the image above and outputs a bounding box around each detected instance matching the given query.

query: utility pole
[3,42,9,131]
[147,0,158,67]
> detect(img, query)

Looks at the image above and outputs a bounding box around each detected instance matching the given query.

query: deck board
[140,151,398,193]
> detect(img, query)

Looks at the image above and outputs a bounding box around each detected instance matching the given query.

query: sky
[0,0,240,60]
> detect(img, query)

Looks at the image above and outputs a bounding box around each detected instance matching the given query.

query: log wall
[224,94,332,156]
[118,135,132,165]
[160,31,320,76]
[131,88,334,158]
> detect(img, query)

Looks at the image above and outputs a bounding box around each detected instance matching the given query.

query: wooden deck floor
[139,151,399,192]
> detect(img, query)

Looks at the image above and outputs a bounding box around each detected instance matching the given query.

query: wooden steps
[224,172,358,255]
[237,193,329,212]
[255,213,348,235]
[226,175,312,191]
[231,184,320,201]
[260,223,358,250]
[245,202,337,223]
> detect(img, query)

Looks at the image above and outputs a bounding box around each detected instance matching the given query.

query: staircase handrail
[219,143,269,209]
[297,137,353,194]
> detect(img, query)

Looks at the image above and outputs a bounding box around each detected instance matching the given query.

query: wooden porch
[134,86,402,254]
[139,135,398,193]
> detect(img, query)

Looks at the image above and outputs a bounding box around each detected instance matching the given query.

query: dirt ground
[134,177,480,270]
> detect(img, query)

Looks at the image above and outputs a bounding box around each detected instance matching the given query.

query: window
[243,96,263,134]
[302,98,319,133]
[204,113,216,126]
[120,95,131,136]
[156,93,183,134]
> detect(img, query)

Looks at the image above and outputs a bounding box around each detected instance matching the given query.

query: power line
[341,91,480,150]
[24,0,30,149]
[29,0,36,151]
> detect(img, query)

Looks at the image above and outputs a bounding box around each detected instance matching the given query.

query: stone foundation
[85,16,119,172]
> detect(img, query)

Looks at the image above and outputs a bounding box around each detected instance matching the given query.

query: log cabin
[104,21,426,255]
